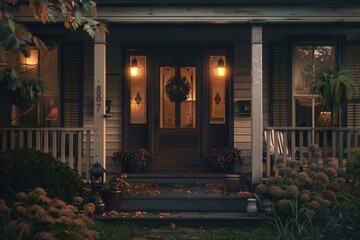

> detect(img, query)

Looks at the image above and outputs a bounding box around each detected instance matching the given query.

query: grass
[94,221,269,240]
[94,221,139,240]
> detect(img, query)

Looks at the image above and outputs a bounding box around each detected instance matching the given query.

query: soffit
[96,5,360,24]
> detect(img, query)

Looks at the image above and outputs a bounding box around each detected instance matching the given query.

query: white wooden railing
[0,127,93,178]
[263,127,360,178]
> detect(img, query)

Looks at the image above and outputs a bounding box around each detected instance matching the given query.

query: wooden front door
[152,50,203,167]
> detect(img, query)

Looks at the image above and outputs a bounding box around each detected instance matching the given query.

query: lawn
[94,221,270,240]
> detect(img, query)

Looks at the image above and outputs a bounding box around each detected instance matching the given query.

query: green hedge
[0,148,83,204]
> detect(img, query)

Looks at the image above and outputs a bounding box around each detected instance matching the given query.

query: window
[11,47,59,127]
[209,55,226,124]
[292,44,336,127]
[129,55,147,124]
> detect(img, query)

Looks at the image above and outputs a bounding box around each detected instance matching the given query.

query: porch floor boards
[95,172,267,226]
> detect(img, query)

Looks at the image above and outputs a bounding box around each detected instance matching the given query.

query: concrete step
[116,193,251,212]
[125,172,252,188]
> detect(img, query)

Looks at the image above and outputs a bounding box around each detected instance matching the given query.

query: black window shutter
[270,42,290,127]
[345,43,360,128]
[61,42,83,127]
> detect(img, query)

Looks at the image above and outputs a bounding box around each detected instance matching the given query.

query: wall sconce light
[130,57,139,77]
[215,57,226,77]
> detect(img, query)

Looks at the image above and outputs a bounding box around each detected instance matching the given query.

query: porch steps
[95,173,268,226]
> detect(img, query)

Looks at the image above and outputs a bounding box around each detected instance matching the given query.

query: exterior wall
[96,25,254,172]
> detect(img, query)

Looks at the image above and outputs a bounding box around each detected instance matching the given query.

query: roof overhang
[15,5,360,24]
[96,6,360,24]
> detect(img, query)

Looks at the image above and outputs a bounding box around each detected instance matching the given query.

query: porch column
[250,23,263,184]
[93,28,107,177]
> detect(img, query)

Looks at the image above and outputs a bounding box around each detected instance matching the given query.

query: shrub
[0,148,83,205]
[258,153,341,221]
[0,188,98,240]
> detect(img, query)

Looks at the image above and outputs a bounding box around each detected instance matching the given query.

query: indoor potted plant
[310,68,357,126]
[102,173,130,211]
[207,148,244,173]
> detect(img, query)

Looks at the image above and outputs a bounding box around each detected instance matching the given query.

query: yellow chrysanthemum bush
[0,188,98,240]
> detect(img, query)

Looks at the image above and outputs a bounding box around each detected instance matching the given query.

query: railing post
[250,22,264,184]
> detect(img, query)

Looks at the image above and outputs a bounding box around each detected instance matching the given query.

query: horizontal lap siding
[233,32,253,172]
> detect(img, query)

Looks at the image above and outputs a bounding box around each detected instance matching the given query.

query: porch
[0,127,93,179]
[1,126,358,181]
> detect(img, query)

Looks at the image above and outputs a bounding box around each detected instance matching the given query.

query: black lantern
[89,162,105,193]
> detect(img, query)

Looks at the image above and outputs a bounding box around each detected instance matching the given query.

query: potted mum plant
[113,148,151,173]
[103,173,130,211]
[130,148,151,172]
[207,148,244,173]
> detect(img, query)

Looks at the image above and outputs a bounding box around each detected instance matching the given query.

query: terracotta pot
[225,174,241,193]
[103,190,122,211]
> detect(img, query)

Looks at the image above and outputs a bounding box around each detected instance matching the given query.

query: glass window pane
[160,66,196,128]
[293,45,336,127]
[130,56,147,124]
[160,67,175,128]
[210,56,226,124]
[294,45,336,94]
[180,67,196,128]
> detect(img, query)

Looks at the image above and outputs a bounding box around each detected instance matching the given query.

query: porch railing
[263,127,360,178]
[0,127,93,178]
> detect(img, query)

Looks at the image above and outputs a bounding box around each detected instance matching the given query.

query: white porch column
[93,28,107,176]
[251,24,263,184]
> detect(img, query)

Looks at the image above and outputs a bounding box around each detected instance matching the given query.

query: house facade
[1,0,360,183]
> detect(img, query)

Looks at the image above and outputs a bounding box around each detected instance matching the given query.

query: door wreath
[165,76,191,103]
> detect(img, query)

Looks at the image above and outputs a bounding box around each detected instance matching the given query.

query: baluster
[77,130,83,176]
[10,131,15,148]
[61,131,66,164]
[2,131,7,151]
[69,132,74,169]
[86,130,91,180]
[19,130,24,148]
[44,130,49,153]
[52,131,57,159]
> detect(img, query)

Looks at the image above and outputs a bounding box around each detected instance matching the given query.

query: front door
[152,50,203,167]
[125,47,231,169]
